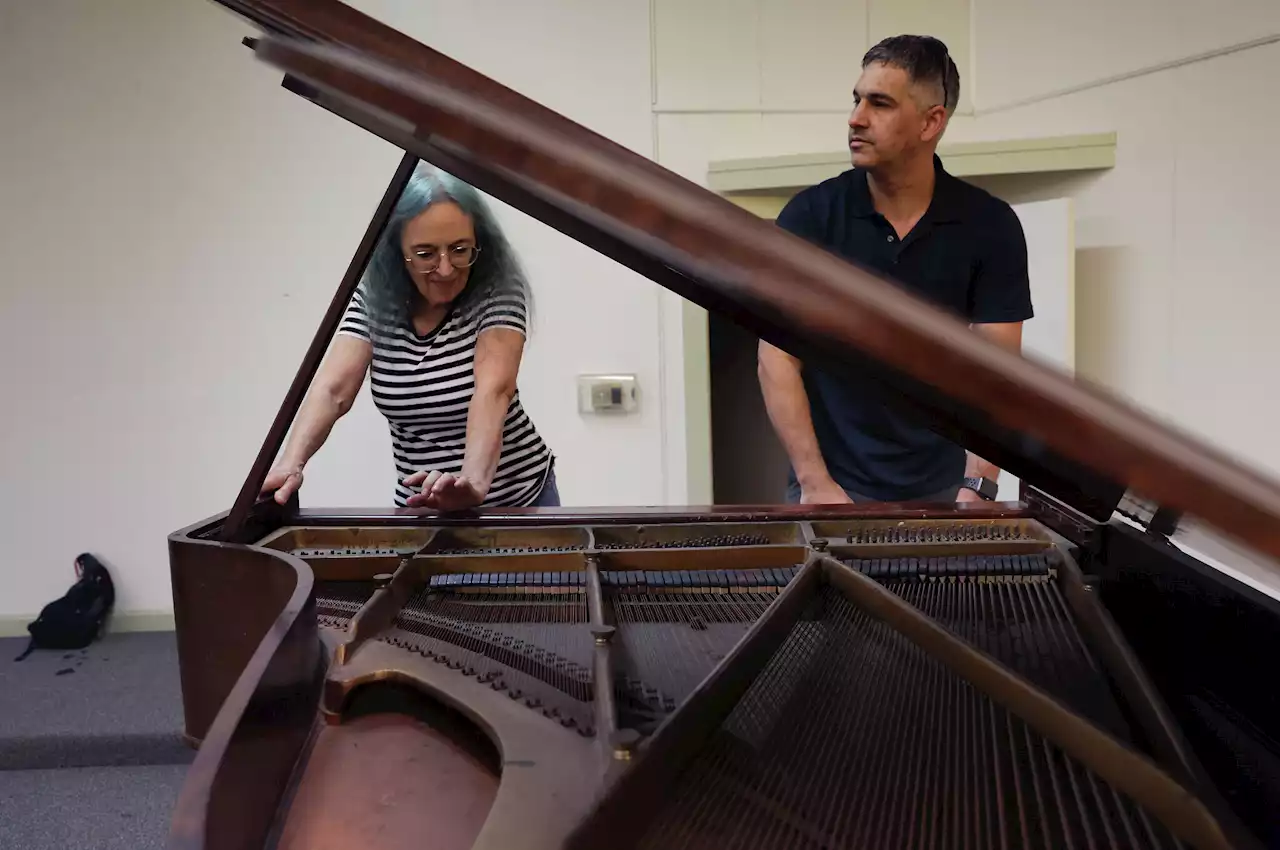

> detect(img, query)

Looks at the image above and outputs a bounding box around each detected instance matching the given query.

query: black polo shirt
[776,155,1033,501]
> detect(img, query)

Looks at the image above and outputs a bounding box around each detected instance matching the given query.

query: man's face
[847,61,947,170]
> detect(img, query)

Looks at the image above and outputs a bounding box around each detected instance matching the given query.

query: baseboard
[0,610,175,638]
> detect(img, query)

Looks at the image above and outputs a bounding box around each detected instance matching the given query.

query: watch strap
[963,476,998,501]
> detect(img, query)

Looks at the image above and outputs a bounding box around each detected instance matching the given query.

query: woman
[262,164,557,511]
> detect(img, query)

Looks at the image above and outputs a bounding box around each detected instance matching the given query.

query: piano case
[162,4,1280,849]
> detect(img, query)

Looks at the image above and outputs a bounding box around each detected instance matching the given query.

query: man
[759,34,1032,505]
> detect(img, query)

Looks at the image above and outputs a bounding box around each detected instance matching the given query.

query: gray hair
[360,162,531,338]
[862,34,960,114]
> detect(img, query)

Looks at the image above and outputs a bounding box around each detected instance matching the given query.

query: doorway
[708,310,790,504]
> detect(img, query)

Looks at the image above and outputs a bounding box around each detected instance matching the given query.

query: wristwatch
[962,476,999,501]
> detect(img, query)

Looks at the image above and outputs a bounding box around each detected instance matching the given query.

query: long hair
[360,163,531,338]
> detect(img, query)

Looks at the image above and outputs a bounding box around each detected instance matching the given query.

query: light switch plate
[577,374,638,414]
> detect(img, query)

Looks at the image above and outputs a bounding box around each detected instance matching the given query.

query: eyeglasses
[403,244,480,273]
[938,47,953,112]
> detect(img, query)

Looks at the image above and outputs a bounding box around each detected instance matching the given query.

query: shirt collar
[848,154,965,223]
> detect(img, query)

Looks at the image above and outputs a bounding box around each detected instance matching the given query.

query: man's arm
[959,199,1034,501]
[757,340,851,503]
[759,191,851,503]
[959,320,1025,498]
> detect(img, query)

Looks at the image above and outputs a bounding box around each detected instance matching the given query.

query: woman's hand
[261,464,304,505]
[404,470,486,511]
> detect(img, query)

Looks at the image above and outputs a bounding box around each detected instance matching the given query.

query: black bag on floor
[13,553,115,661]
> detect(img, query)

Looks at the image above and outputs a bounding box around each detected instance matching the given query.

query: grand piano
[165,3,1280,849]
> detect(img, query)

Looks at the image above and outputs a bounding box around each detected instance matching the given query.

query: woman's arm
[462,325,522,492]
[262,334,372,504]
[405,326,523,510]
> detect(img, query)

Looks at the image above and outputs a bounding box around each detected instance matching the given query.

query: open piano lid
[211,0,1280,563]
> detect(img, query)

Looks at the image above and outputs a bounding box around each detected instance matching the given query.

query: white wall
[0,0,658,621]
[653,0,1280,494]
[964,0,1280,479]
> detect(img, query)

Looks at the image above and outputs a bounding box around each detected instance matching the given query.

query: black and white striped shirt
[337,285,553,507]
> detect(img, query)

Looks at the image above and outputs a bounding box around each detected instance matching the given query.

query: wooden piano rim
[167,540,318,850]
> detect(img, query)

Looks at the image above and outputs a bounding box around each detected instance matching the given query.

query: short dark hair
[862,35,959,113]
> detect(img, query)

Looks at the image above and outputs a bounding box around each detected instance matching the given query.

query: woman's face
[401,201,476,309]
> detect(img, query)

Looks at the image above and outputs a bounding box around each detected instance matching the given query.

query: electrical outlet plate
[577,374,638,414]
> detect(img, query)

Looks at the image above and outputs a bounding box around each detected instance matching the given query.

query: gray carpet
[0,764,187,850]
[0,632,190,770]
[1,631,193,849]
